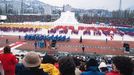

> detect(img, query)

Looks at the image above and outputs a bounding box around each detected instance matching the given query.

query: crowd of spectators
[0,46,134,75]
[2,15,134,26]
[80,17,134,26]
[6,15,47,22]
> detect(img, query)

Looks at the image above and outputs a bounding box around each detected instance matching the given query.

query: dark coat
[16,63,48,75]
[81,66,105,75]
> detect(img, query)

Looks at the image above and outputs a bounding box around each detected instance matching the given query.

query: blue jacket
[81,66,105,75]
[16,63,48,75]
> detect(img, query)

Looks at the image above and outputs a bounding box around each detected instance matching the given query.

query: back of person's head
[85,58,99,71]
[3,46,11,54]
[58,56,76,75]
[73,57,81,67]
[42,54,56,64]
[112,56,133,75]
[22,51,41,68]
[100,67,108,73]
[86,58,98,68]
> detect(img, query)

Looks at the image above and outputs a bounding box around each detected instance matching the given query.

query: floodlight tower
[119,0,122,11]
[119,0,122,18]
[4,0,7,15]
[21,0,24,15]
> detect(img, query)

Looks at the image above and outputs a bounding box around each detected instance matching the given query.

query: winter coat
[40,63,60,75]
[106,71,121,75]
[0,53,18,75]
[16,63,48,75]
[81,66,105,75]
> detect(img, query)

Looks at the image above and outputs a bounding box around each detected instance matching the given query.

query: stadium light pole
[21,0,24,15]
[119,0,122,18]
[119,0,122,11]
[4,0,7,15]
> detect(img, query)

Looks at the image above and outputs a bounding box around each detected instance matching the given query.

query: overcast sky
[39,0,134,11]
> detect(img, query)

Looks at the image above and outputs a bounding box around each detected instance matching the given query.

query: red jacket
[106,71,121,75]
[0,53,18,75]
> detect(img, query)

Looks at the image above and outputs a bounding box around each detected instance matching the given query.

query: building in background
[0,0,134,22]
[63,4,72,12]
[0,0,61,15]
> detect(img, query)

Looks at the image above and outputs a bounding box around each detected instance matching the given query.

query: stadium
[0,11,134,56]
[0,0,134,75]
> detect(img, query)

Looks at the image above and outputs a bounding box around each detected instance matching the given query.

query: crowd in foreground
[0,46,134,75]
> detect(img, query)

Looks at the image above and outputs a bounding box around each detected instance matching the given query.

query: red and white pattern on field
[0,41,25,54]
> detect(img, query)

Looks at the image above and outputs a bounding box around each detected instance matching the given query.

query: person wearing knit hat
[16,52,48,75]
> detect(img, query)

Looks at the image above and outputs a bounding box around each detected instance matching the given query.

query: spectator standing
[0,46,18,75]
